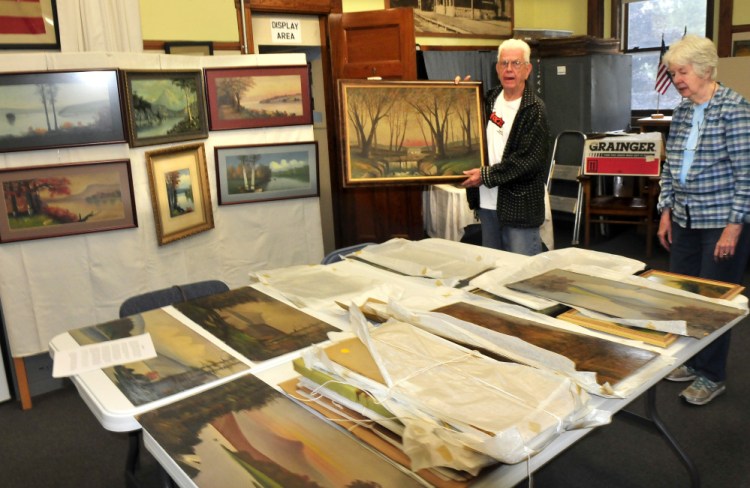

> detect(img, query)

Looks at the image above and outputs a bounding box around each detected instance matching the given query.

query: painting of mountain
[138,374,425,487]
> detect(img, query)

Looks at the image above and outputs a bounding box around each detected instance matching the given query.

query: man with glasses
[460,38,550,255]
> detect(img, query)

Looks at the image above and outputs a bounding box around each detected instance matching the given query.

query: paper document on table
[52,333,157,378]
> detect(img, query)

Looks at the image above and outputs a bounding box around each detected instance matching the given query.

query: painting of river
[0,70,125,152]
[205,66,312,130]
[0,160,136,243]
[215,142,319,205]
[122,70,208,147]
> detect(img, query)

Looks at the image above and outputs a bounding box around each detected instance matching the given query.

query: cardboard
[584,132,663,176]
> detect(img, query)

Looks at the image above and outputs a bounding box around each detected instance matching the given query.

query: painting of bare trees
[339,80,486,186]
[0,70,125,153]
[0,160,136,243]
[204,65,312,131]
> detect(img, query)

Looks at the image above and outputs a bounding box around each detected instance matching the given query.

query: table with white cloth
[48,239,744,488]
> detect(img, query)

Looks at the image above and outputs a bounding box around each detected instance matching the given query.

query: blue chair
[321,243,376,265]
[119,279,228,488]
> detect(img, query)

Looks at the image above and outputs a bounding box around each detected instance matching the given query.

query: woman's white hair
[498,38,531,62]
[662,34,718,80]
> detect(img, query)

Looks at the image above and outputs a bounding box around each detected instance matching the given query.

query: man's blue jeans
[478,208,542,256]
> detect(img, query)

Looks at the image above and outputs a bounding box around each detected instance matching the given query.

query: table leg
[12,357,32,410]
[620,386,700,487]
[125,430,141,487]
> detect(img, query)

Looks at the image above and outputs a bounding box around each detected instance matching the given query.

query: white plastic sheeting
[301,307,606,474]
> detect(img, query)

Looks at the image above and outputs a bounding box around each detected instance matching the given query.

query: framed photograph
[145,143,214,246]
[215,141,319,205]
[732,34,750,57]
[0,0,60,50]
[385,0,512,39]
[164,41,214,56]
[0,160,137,243]
[121,70,209,147]
[0,69,126,153]
[338,79,486,187]
[203,65,312,131]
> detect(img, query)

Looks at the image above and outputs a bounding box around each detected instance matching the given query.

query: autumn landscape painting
[340,80,486,186]
[0,160,136,243]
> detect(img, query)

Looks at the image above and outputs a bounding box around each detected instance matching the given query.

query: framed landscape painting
[0,0,60,50]
[215,141,319,205]
[145,143,214,246]
[121,70,208,147]
[0,69,126,153]
[203,65,312,131]
[0,160,137,243]
[338,79,486,187]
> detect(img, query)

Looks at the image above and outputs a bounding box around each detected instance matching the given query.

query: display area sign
[584,132,663,176]
[270,18,302,44]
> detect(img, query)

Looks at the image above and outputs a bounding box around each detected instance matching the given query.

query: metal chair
[120,280,229,488]
[321,243,376,265]
[546,130,586,246]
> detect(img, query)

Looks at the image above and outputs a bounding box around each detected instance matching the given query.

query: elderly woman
[461,38,549,255]
[657,35,750,405]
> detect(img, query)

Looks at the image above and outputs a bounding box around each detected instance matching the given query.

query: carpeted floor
[1,223,748,488]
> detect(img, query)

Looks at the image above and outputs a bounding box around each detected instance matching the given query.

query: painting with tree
[0,160,136,243]
[338,79,486,186]
[121,70,208,147]
[145,143,214,246]
[203,65,312,131]
[0,69,125,153]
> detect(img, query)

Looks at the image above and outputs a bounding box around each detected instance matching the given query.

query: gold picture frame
[338,79,486,187]
[556,269,744,347]
[145,143,214,245]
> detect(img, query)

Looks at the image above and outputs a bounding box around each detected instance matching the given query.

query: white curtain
[57,0,143,52]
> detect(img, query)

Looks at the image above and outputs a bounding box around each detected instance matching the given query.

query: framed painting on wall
[0,0,60,50]
[214,141,319,205]
[385,0,513,39]
[0,69,126,153]
[121,70,209,147]
[338,79,486,187]
[145,143,214,246]
[0,160,137,243]
[203,65,312,131]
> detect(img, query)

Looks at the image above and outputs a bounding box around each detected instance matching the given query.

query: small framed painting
[121,70,209,147]
[0,69,126,153]
[214,142,319,205]
[145,143,214,246]
[203,65,312,131]
[0,160,137,243]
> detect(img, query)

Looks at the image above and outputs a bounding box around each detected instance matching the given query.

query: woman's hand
[657,210,672,251]
[714,223,742,261]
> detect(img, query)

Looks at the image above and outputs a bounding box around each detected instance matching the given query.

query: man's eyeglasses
[499,60,527,69]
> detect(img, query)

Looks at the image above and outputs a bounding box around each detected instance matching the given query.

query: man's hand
[461,168,481,188]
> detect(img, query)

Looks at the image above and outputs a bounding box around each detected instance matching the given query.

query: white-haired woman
[657,35,750,405]
[460,38,549,255]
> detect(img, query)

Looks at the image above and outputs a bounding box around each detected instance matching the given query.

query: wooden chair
[579,174,660,257]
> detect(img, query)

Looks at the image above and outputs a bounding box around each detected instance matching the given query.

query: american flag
[0,0,46,35]
[654,37,670,95]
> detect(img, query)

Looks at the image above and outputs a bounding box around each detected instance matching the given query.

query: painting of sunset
[138,374,425,487]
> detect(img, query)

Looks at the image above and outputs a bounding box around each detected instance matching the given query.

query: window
[624,0,711,112]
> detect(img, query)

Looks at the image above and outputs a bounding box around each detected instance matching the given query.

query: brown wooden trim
[587,0,604,38]
[733,24,750,33]
[718,0,733,57]
[610,0,621,42]
[13,357,32,410]
[418,44,500,51]
[235,3,255,54]
[246,0,334,14]
[143,40,241,52]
